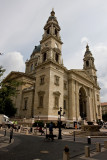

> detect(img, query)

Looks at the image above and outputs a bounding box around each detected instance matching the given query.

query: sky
[0,0,107,102]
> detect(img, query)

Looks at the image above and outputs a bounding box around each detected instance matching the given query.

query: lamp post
[58,107,65,139]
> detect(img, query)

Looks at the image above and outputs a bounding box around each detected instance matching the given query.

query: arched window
[86,61,89,67]
[47,28,49,34]
[64,100,66,109]
[43,53,47,62]
[55,29,57,36]
[79,87,87,120]
[55,53,59,62]
[31,64,33,71]
[24,99,28,110]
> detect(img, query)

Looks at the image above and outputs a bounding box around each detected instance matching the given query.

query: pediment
[3,71,35,83]
[69,69,93,83]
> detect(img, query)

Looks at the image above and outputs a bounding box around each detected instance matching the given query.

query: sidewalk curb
[0,134,14,149]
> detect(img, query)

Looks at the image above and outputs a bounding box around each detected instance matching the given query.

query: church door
[79,87,87,120]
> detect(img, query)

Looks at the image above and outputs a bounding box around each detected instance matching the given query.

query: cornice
[40,34,63,44]
[35,59,67,72]
[68,69,100,89]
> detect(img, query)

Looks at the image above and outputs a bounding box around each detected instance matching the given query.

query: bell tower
[40,9,63,65]
[83,44,97,84]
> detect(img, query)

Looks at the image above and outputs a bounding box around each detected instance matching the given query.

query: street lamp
[58,107,65,139]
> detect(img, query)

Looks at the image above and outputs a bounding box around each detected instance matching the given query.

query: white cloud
[0,0,107,102]
[81,37,89,45]
[0,52,25,78]
[92,43,107,102]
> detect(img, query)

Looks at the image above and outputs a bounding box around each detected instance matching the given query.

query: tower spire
[86,44,89,51]
[85,44,92,55]
[39,10,63,65]
[83,45,97,84]
[51,8,55,16]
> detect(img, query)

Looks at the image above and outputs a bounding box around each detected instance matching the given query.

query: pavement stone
[0,128,107,160]
[0,133,14,148]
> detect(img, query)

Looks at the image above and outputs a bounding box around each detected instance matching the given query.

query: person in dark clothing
[49,122,53,135]
[9,127,13,143]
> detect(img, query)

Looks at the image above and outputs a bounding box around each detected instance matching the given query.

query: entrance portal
[79,87,87,120]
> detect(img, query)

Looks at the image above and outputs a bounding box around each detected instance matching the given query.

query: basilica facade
[5,10,102,122]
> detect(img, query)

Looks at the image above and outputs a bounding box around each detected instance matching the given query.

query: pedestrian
[9,127,13,143]
[44,123,46,129]
[49,122,53,135]
[39,126,45,135]
[30,127,32,133]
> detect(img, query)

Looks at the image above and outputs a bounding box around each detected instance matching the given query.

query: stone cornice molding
[41,47,50,53]
[64,95,68,99]
[53,48,61,54]
[35,59,67,72]
[53,91,61,96]
[38,91,45,95]
[40,34,63,44]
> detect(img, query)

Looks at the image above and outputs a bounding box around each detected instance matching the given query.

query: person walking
[49,122,53,135]
[9,127,13,143]
[49,122,54,140]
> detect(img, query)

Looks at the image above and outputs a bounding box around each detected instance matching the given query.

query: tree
[0,66,21,117]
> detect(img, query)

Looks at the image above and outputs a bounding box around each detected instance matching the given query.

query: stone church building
[5,10,102,122]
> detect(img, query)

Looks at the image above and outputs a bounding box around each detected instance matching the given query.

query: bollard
[73,131,75,141]
[85,146,90,157]
[96,142,101,152]
[87,136,91,144]
[26,129,29,135]
[32,128,34,134]
[18,128,21,133]
[4,129,6,136]
[63,146,69,160]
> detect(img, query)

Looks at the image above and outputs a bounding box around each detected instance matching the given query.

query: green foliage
[102,113,107,121]
[0,66,21,117]
[0,98,17,117]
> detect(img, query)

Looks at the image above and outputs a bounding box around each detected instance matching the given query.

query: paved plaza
[0,128,107,160]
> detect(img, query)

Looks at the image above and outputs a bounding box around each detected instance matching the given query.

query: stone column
[89,90,94,121]
[86,96,90,121]
[93,89,97,121]
[68,79,75,120]
[68,80,72,119]
[75,81,79,121]
[70,79,76,120]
